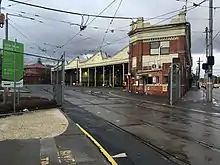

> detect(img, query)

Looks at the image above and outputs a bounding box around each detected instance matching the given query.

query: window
[146,76,159,84]
[160,47,169,55]
[150,41,160,49]
[152,76,159,84]
[146,77,152,84]
[164,76,169,84]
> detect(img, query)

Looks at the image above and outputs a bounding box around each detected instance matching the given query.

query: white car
[213,84,220,88]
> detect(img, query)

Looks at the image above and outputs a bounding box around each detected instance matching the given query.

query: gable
[82,52,103,65]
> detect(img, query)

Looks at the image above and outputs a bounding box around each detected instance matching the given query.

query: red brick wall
[128,35,191,96]
[142,42,150,55]
[137,41,143,70]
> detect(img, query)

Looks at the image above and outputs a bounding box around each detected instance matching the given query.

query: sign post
[1,39,24,113]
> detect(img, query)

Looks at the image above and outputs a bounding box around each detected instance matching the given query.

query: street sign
[1,39,24,87]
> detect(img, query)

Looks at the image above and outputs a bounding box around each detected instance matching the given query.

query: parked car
[201,83,219,89]
[213,84,220,88]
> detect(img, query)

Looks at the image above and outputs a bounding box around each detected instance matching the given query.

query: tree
[37,58,42,65]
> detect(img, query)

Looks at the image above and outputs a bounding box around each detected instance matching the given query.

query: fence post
[61,53,65,106]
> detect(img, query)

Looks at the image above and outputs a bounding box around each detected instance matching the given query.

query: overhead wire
[8,0,135,20]
[98,0,209,52]
[99,0,123,50]
[176,0,220,8]
[8,19,52,56]
[7,12,117,57]
[52,0,117,54]
[155,0,208,25]
[6,0,31,7]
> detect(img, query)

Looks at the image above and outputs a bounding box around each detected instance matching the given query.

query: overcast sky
[0,0,220,75]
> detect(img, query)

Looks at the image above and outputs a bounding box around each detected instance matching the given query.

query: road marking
[58,150,76,165]
[76,123,118,165]
[41,157,49,165]
[57,151,61,163]
[112,153,127,158]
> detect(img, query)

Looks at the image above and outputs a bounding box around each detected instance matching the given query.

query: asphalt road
[24,85,220,165]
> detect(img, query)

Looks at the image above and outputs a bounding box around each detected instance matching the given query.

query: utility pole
[205,27,208,57]
[197,57,202,89]
[207,0,213,102]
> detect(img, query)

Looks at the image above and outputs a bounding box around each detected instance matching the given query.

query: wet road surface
[63,87,220,165]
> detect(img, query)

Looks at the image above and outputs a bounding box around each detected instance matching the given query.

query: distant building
[127,11,192,96]
[24,63,51,84]
[61,11,192,97]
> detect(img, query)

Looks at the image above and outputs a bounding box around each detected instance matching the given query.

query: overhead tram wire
[155,0,208,25]
[7,12,111,48]
[8,19,52,56]
[52,0,118,54]
[98,1,209,51]
[8,0,135,20]
[99,0,123,50]
[176,0,220,8]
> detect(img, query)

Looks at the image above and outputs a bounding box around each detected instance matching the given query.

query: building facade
[24,64,51,84]
[127,12,192,96]
[64,47,129,87]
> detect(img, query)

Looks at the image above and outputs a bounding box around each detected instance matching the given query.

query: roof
[25,63,50,69]
[24,70,41,76]
[65,46,129,70]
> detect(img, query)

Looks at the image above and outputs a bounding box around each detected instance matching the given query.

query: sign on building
[1,39,24,87]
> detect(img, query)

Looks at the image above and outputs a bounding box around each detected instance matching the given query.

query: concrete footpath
[0,108,109,165]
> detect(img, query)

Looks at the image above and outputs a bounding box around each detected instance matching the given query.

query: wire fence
[0,48,65,106]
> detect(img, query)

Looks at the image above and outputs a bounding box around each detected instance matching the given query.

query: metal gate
[168,58,181,105]
[51,54,65,106]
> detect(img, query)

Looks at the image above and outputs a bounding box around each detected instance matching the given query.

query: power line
[98,2,207,53]
[213,30,220,40]
[99,0,123,50]
[8,19,50,55]
[7,12,109,46]
[53,0,117,54]
[8,0,135,20]
[6,0,31,8]
[176,0,220,8]
[154,0,208,25]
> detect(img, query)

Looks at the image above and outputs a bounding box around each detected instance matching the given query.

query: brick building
[24,64,51,84]
[127,12,192,96]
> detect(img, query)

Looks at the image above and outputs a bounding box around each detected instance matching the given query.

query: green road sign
[1,39,24,87]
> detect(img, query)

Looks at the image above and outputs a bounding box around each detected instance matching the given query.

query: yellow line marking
[76,123,118,165]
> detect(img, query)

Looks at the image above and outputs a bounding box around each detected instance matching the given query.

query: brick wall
[142,42,150,55]
[128,35,191,96]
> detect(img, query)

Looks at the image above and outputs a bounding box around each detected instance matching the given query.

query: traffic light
[207,56,214,66]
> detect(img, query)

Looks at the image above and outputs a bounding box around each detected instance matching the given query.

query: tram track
[89,91,220,152]
[41,87,220,164]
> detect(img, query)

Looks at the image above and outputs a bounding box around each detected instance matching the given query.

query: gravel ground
[0,108,68,141]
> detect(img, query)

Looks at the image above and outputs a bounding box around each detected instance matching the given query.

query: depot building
[62,11,192,96]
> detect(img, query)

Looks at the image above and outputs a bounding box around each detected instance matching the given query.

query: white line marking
[112,153,127,158]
